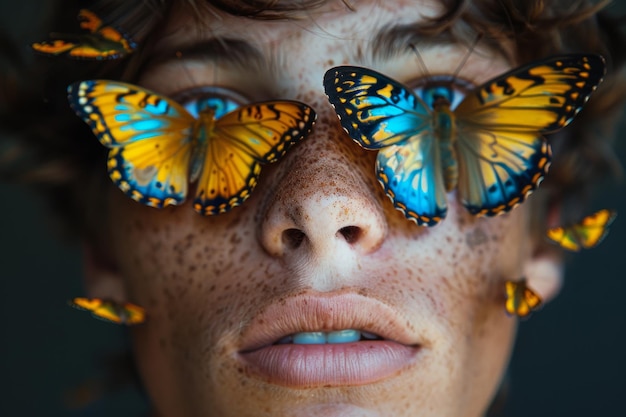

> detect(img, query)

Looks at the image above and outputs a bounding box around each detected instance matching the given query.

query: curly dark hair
[1,0,625,243]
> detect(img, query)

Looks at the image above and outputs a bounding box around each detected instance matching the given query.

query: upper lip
[238,291,422,352]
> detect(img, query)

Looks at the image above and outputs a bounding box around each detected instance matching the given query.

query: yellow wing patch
[546,209,616,251]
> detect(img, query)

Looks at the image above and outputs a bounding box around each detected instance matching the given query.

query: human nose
[257,111,388,262]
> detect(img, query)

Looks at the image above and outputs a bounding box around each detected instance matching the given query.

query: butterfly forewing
[324,67,432,149]
[193,101,316,215]
[456,55,605,133]
[68,80,196,207]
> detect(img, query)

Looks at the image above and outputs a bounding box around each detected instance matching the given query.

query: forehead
[151,0,450,70]
[155,0,445,59]
[140,0,512,102]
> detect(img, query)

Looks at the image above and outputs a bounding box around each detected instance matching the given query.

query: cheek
[108,192,275,368]
[394,205,526,338]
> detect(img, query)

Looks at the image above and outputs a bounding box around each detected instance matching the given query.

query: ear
[82,242,128,302]
[524,203,565,303]
[523,248,564,303]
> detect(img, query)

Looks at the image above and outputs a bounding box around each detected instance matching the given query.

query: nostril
[338,226,362,244]
[282,228,306,249]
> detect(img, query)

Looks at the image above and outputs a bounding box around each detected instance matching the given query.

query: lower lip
[239,341,419,387]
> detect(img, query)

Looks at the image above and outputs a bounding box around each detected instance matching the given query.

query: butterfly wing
[455,54,605,216]
[118,302,147,325]
[547,208,616,251]
[377,137,447,226]
[68,80,196,208]
[193,101,316,215]
[324,66,447,224]
[505,280,542,318]
[32,9,135,59]
[70,297,146,325]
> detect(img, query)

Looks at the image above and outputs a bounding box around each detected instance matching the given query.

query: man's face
[96,1,557,416]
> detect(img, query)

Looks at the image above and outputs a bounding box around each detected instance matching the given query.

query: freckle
[209,285,216,292]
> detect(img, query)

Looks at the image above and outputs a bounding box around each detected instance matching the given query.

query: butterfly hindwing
[68,80,195,208]
[32,9,136,59]
[376,136,448,225]
[70,297,146,325]
[505,279,542,318]
[455,128,551,216]
[546,208,616,251]
[193,101,316,215]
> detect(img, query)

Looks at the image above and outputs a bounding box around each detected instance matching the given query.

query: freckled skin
[101,1,539,417]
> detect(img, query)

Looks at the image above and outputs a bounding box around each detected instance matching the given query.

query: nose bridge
[257,111,388,261]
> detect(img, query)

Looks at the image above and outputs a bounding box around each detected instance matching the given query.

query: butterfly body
[324,55,605,225]
[68,80,316,215]
[32,9,135,60]
[431,98,458,192]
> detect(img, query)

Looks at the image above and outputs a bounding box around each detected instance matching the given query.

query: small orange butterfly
[504,279,542,318]
[69,297,146,325]
[32,9,136,60]
[546,208,617,252]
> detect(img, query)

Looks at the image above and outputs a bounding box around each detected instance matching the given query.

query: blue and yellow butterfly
[324,55,605,226]
[504,279,542,318]
[32,9,136,59]
[67,81,316,215]
[546,208,616,252]
[69,297,146,325]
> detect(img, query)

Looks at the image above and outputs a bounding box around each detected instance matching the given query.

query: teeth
[278,329,381,345]
[327,329,361,344]
[293,332,328,344]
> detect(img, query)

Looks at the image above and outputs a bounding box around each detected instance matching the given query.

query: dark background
[1,2,625,416]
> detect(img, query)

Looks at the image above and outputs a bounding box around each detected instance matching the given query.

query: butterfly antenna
[452,33,483,79]
[408,43,430,76]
